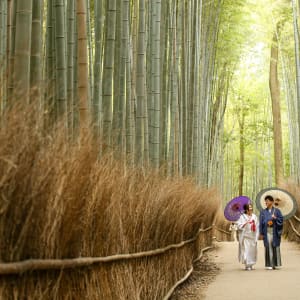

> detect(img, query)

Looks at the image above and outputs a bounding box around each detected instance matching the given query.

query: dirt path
[203,239,300,299]
[172,239,300,300]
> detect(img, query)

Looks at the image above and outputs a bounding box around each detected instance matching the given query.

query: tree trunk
[269,28,284,185]
[292,0,300,183]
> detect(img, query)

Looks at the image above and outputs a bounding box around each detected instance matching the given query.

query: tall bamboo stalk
[269,27,283,184]
[135,0,146,166]
[54,0,67,117]
[0,1,7,114]
[292,0,300,182]
[102,0,116,149]
[45,0,56,122]
[148,0,161,169]
[30,0,43,103]
[6,0,14,104]
[67,0,76,134]
[77,0,89,133]
[92,0,103,136]
[14,0,33,102]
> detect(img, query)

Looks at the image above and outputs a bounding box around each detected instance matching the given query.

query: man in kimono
[259,195,284,270]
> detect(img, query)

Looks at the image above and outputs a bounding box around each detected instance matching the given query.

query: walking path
[203,239,300,299]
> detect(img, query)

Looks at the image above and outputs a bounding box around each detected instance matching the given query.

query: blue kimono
[259,207,283,268]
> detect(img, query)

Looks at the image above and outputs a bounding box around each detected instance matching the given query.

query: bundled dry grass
[0,102,225,299]
[280,180,300,242]
[213,210,232,240]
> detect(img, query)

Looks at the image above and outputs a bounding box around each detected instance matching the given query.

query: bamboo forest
[2,0,300,299]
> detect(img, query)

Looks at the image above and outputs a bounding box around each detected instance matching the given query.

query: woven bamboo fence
[0,219,231,299]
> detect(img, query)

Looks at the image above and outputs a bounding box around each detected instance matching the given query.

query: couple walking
[236,195,283,270]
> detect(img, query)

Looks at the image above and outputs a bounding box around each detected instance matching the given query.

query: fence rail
[0,221,231,299]
[0,226,219,275]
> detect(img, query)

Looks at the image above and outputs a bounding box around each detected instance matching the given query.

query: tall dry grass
[0,102,225,299]
[280,180,300,242]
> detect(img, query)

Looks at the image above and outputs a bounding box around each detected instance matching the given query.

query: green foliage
[217,0,254,67]
[221,0,294,198]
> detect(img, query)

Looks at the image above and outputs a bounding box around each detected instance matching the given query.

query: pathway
[203,239,300,299]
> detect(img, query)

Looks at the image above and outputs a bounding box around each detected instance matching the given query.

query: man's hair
[265,195,274,202]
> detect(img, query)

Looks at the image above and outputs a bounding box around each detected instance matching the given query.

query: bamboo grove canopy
[1,0,300,195]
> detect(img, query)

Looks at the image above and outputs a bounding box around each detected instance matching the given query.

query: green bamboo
[112,2,122,149]
[292,0,300,181]
[0,1,6,114]
[135,0,146,166]
[149,0,161,169]
[54,0,67,117]
[67,0,75,134]
[6,0,14,103]
[102,0,116,149]
[77,0,89,132]
[86,0,93,102]
[92,0,104,136]
[45,0,55,121]
[30,0,43,103]
[14,0,33,102]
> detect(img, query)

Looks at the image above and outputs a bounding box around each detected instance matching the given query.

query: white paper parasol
[256,187,298,220]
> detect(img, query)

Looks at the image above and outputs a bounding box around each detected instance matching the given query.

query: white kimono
[236,213,259,268]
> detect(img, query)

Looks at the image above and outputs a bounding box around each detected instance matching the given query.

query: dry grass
[280,180,300,242]
[0,102,223,299]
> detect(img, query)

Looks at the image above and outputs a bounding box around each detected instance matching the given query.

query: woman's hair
[243,203,251,212]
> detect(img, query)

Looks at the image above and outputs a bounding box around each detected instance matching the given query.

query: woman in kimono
[259,195,283,270]
[236,203,259,270]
